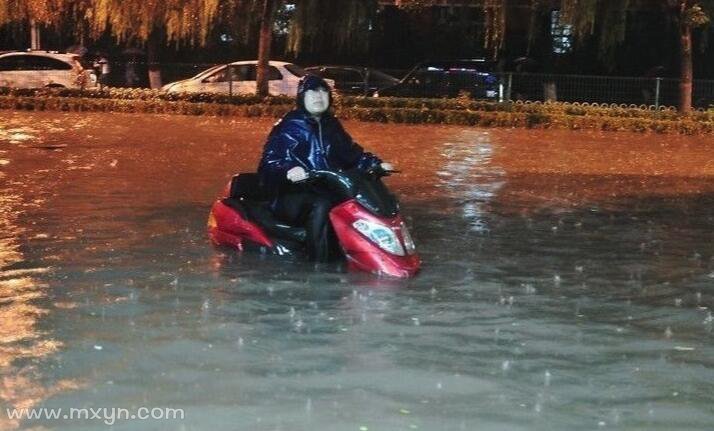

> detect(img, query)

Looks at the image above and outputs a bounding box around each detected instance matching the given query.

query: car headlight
[353,219,405,256]
[372,91,379,97]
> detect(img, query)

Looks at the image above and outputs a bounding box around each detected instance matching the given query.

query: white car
[161,60,333,96]
[0,51,96,89]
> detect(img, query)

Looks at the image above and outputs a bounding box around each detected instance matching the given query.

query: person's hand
[380,162,395,172]
[287,166,308,182]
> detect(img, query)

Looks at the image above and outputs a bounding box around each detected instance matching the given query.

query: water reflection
[436,130,505,233]
[0,189,73,429]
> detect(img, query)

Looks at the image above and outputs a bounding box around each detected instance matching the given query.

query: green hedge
[0,87,711,134]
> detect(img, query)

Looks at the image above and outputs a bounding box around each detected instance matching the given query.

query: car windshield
[194,64,224,79]
[369,69,399,84]
[284,64,307,77]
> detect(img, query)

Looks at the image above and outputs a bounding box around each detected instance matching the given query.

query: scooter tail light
[352,219,405,256]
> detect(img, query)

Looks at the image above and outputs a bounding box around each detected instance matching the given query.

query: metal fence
[104,62,714,109]
[498,73,714,109]
[1,59,713,109]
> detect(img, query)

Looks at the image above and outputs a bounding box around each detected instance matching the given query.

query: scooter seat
[229,173,270,201]
[226,173,306,243]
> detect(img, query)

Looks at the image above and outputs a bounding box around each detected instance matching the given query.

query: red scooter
[207,169,420,278]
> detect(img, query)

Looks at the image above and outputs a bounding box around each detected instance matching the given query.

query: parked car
[375,59,500,99]
[304,65,400,96]
[161,60,332,96]
[0,50,97,89]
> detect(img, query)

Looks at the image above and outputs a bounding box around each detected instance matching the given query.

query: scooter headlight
[353,219,405,256]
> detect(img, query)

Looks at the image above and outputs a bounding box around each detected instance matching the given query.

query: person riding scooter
[258,75,393,262]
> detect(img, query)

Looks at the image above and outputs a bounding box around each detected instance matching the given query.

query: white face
[303,88,330,116]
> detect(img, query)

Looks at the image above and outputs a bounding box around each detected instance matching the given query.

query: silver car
[0,51,96,89]
[162,60,333,96]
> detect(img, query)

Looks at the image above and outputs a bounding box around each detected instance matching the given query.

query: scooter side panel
[208,200,274,249]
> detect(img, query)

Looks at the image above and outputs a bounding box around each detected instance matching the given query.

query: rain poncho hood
[296,74,333,112]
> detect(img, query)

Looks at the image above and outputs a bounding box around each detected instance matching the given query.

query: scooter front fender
[330,200,420,278]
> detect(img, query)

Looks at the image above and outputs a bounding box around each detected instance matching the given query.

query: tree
[395,0,713,112]
[668,0,711,112]
[559,0,712,112]
[1,0,224,88]
[286,0,378,59]
[0,0,81,48]
[257,0,278,97]
[83,0,222,88]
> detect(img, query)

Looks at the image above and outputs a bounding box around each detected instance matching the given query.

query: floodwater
[1,110,713,431]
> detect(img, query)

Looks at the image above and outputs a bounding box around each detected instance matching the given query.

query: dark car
[304,65,400,96]
[375,59,500,99]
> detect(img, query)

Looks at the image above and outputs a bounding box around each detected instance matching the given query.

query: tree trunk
[30,19,40,50]
[678,2,693,113]
[147,29,163,89]
[256,0,276,97]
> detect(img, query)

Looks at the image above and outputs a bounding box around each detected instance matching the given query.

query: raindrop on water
[501,360,511,372]
[674,298,682,307]
[664,326,673,338]
[544,370,551,387]
[294,319,304,331]
[522,283,536,294]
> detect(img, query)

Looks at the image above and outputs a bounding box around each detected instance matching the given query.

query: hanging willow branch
[0,0,84,27]
[287,0,377,57]
[81,0,224,46]
[559,0,598,38]
[597,0,629,62]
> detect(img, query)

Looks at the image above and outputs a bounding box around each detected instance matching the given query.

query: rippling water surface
[1,111,713,430]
